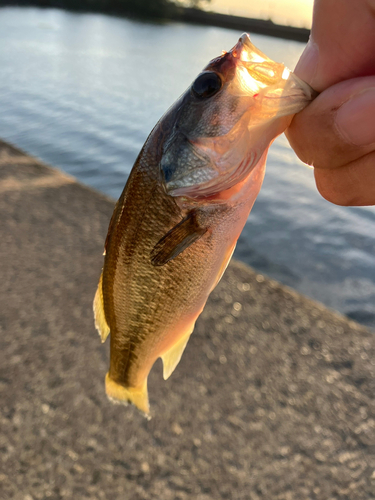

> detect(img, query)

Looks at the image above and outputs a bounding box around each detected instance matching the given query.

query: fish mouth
[229,33,317,116]
[231,33,272,64]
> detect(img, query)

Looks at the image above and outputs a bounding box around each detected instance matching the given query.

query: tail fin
[93,273,110,343]
[105,373,150,416]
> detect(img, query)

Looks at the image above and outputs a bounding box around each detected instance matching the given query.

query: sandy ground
[0,139,374,500]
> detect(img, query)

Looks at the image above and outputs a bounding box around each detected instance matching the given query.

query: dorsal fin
[93,273,110,343]
[151,210,207,266]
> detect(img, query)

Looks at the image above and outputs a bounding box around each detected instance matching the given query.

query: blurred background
[206,0,312,27]
[1,0,375,329]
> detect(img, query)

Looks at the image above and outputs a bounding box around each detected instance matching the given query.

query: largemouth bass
[94,34,315,415]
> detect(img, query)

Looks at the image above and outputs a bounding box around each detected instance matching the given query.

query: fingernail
[335,89,375,146]
[294,39,319,86]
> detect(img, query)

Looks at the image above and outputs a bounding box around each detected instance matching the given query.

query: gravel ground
[1,139,374,500]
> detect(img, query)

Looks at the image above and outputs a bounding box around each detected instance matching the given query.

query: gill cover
[161,33,315,199]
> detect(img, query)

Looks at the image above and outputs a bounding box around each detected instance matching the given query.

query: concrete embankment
[1,139,374,499]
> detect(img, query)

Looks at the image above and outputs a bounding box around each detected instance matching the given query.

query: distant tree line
[0,0,210,19]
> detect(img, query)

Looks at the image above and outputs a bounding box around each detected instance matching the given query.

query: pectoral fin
[161,331,192,380]
[151,210,207,266]
[93,273,110,343]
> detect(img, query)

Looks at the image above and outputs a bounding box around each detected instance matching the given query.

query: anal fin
[151,210,207,266]
[161,330,192,380]
[93,273,110,343]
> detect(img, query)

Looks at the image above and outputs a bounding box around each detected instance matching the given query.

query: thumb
[287,76,375,169]
[295,0,375,92]
[287,76,375,206]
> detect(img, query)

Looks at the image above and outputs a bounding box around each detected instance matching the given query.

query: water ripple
[1,7,374,327]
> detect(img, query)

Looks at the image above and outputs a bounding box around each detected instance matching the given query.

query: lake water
[1,7,375,328]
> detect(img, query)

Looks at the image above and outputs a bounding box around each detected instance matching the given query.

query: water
[1,7,375,328]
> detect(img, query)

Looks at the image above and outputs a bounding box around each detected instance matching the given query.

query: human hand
[286,0,375,206]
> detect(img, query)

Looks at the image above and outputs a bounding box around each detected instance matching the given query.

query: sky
[208,0,314,28]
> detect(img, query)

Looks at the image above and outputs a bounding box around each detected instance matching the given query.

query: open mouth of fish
[232,33,317,114]
[162,33,316,199]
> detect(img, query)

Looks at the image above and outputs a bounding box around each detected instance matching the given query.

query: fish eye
[192,72,222,98]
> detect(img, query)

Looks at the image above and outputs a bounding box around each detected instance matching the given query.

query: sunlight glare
[208,0,314,28]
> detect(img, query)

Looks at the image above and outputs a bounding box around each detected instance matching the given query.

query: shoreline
[0,3,310,42]
[1,137,374,499]
[181,8,310,43]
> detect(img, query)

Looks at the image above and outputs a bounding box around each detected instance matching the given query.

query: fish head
[160,33,316,199]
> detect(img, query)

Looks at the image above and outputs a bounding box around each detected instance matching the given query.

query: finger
[286,76,375,169]
[314,150,375,206]
[295,0,375,91]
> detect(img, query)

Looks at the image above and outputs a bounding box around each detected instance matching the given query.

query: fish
[94,33,315,415]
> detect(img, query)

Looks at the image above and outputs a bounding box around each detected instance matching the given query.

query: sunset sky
[208,0,314,28]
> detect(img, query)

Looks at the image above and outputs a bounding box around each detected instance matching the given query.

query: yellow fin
[161,331,191,380]
[211,242,236,291]
[160,244,236,382]
[93,273,110,343]
[105,373,150,416]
